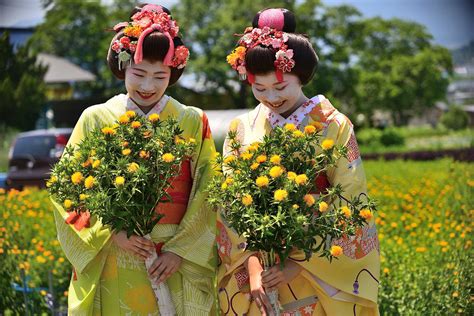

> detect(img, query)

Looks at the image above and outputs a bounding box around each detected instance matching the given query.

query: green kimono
[51,94,216,315]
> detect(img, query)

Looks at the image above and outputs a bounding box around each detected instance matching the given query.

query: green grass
[0,127,19,173]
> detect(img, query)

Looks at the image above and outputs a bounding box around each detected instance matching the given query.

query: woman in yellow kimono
[51,4,216,315]
[218,8,380,315]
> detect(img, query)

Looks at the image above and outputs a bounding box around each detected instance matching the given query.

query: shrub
[440,106,470,131]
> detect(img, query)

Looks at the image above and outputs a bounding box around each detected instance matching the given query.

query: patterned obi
[154,159,192,224]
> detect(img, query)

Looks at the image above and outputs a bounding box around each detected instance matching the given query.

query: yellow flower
[295,174,308,185]
[71,172,83,185]
[284,123,296,131]
[36,256,47,264]
[292,204,299,209]
[452,291,459,298]
[415,247,427,253]
[250,163,260,170]
[92,160,101,168]
[303,194,315,207]
[383,268,390,274]
[304,125,316,134]
[270,155,281,164]
[79,194,88,201]
[256,176,269,187]
[330,245,343,257]
[115,176,125,186]
[256,155,267,163]
[131,121,141,129]
[224,155,236,164]
[225,178,234,185]
[247,142,260,152]
[162,153,175,163]
[341,206,351,218]
[287,172,297,180]
[122,148,131,156]
[240,152,253,160]
[118,114,130,124]
[359,209,373,221]
[235,46,246,58]
[221,182,228,189]
[63,199,73,209]
[188,137,196,144]
[226,52,239,66]
[124,25,142,38]
[242,194,253,206]
[127,162,139,173]
[84,176,95,189]
[293,130,304,138]
[321,139,335,150]
[125,110,137,118]
[319,201,329,212]
[101,127,116,135]
[148,113,160,122]
[269,166,284,178]
[274,189,288,202]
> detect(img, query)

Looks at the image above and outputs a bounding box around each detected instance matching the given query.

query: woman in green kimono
[218,8,380,315]
[51,4,216,315]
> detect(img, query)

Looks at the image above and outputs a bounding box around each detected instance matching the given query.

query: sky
[0,0,472,49]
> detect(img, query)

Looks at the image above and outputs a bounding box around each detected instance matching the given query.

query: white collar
[263,95,323,128]
[124,94,170,117]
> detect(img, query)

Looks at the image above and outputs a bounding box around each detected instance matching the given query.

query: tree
[30,0,137,97]
[0,32,47,130]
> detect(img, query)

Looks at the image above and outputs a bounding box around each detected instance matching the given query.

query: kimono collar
[125,94,170,117]
[263,95,323,129]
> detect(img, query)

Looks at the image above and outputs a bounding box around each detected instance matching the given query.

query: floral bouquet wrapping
[208,123,376,315]
[48,111,195,315]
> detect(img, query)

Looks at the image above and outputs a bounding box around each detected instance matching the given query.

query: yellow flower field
[0,159,472,314]
[365,159,473,315]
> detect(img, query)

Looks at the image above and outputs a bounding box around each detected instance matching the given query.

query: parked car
[6,128,73,189]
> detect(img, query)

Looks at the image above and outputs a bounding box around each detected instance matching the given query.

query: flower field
[0,159,472,314]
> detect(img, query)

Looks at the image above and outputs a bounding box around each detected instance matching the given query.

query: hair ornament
[111,4,189,69]
[226,26,295,83]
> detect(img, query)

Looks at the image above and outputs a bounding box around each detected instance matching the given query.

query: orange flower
[330,245,343,257]
[125,110,137,118]
[304,125,316,134]
[139,151,150,159]
[71,172,83,184]
[359,209,373,221]
[341,206,351,218]
[303,194,315,207]
[241,194,253,206]
[122,148,131,156]
[131,121,141,129]
[101,127,116,136]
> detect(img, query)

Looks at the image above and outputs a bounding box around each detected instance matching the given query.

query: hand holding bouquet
[208,123,376,314]
[48,111,195,315]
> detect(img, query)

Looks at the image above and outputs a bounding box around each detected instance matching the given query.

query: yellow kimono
[51,94,217,315]
[217,95,380,315]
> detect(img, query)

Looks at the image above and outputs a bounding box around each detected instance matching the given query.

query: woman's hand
[148,252,183,284]
[112,231,154,260]
[245,255,274,315]
[261,259,302,291]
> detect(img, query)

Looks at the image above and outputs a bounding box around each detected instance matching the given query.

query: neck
[129,96,162,114]
[280,94,309,118]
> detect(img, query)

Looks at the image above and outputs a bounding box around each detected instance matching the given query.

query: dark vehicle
[6,129,72,189]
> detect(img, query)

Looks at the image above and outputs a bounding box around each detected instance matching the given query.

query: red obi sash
[154,159,192,224]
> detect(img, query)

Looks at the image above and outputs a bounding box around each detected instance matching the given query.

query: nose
[139,77,154,92]
[265,90,280,104]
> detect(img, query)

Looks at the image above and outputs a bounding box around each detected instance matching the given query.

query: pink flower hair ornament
[226,26,295,83]
[111,4,189,70]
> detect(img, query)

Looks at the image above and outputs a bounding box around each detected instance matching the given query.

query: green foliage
[380,129,405,147]
[0,33,47,130]
[30,0,137,97]
[48,113,195,237]
[208,124,376,265]
[365,159,473,315]
[440,106,470,131]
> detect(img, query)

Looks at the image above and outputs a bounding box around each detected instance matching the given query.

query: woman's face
[125,60,171,108]
[251,72,306,117]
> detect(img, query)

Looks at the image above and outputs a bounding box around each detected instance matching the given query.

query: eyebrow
[254,81,288,87]
[132,68,168,75]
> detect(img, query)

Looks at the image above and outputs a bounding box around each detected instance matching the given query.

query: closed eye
[133,73,144,78]
[275,85,288,91]
[255,88,266,92]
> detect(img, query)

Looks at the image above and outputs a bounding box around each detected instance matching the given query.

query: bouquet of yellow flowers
[208,123,376,315]
[48,110,195,315]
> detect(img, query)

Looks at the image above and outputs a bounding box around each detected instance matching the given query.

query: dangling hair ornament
[110,4,189,69]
